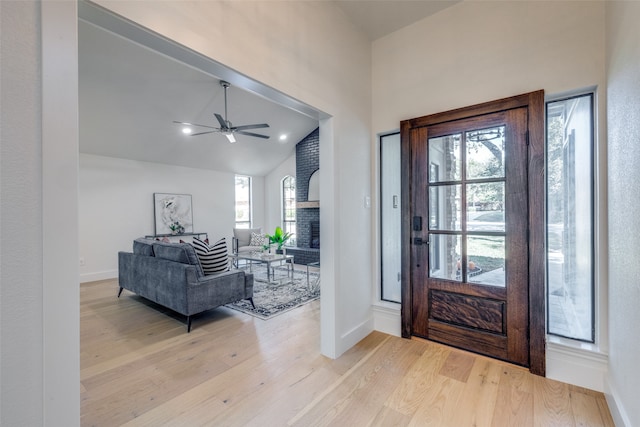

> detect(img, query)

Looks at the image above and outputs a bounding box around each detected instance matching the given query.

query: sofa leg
[117,287,123,298]
[248,298,255,309]
[187,316,192,333]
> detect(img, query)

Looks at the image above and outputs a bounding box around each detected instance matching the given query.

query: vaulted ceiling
[79,1,459,176]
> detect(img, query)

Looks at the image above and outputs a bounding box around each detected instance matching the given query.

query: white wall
[606,2,640,425]
[79,154,236,282]
[264,152,296,234]
[1,2,45,424]
[2,1,80,425]
[371,0,608,389]
[93,0,374,357]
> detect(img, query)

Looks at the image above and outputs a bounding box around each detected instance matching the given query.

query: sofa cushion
[133,238,155,256]
[249,232,267,247]
[192,237,229,274]
[233,227,262,248]
[152,241,204,277]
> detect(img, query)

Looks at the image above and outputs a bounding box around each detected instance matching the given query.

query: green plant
[266,226,292,250]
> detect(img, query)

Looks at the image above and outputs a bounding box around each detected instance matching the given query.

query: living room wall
[79,153,265,282]
[263,152,296,236]
[371,0,607,390]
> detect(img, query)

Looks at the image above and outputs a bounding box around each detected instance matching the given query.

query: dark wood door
[403,99,538,368]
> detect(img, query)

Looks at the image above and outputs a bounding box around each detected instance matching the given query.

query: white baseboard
[80,269,117,283]
[546,341,608,392]
[605,376,633,427]
[372,304,401,337]
[337,316,374,356]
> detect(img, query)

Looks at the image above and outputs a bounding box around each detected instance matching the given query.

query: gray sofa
[118,238,254,332]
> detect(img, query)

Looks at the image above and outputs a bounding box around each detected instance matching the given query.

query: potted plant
[266,226,292,254]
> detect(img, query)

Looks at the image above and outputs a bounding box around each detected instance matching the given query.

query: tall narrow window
[546,92,594,342]
[282,176,296,246]
[380,132,401,303]
[235,175,252,229]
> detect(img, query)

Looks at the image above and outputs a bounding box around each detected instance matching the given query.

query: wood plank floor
[81,279,614,426]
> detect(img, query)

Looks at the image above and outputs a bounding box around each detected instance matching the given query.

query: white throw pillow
[249,232,267,247]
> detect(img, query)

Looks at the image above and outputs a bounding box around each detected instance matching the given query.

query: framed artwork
[153,193,193,235]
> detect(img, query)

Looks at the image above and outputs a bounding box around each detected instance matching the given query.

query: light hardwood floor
[81,279,614,426]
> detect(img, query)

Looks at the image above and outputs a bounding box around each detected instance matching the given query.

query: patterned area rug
[225,265,320,320]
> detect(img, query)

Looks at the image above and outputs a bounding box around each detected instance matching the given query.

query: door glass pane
[467,183,505,232]
[429,134,462,182]
[466,126,505,179]
[467,236,505,287]
[429,233,461,282]
[429,185,461,231]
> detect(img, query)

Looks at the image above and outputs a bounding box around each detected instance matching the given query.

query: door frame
[400,91,546,376]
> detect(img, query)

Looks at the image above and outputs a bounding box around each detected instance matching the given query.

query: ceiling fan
[174,80,270,143]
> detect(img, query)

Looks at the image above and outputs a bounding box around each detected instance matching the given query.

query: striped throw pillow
[192,237,229,274]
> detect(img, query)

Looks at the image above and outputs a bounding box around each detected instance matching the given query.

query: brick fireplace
[286,128,320,265]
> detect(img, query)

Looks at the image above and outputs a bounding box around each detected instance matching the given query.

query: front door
[401,92,545,372]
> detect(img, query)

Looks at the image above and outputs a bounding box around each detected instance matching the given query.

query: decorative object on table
[154,193,193,235]
[265,226,292,254]
[225,264,319,320]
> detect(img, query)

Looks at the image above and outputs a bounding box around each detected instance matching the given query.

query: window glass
[546,93,594,342]
[428,134,461,182]
[380,133,402,303]
[235,175,251,228]
[282,176,296,246]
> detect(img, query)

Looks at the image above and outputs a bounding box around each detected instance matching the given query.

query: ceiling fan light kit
[174,80,270,142]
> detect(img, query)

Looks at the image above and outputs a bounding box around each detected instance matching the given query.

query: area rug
[225,265,320,320]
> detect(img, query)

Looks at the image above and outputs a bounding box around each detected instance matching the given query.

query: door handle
[413,237,429,245]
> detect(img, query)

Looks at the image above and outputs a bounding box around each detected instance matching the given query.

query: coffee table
[231,252,294,284]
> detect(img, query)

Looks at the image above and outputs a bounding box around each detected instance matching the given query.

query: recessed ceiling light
[182,127,192,135]
[279,134,287,141]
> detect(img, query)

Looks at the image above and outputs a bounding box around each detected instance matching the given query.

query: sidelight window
[282,175,296,246]
[235,175,252,229]
[546,92,595,342]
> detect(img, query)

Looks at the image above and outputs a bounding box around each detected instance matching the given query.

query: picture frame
[153,193,193,236]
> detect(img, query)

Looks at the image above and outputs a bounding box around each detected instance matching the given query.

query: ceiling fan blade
[237,131,270,139]
[173,120,218,130]
[214,113,227,129]
[233,123,270,131]
[190,130,217,136]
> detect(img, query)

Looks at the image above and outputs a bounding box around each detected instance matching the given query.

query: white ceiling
[335,0,461,41]
[79,1,459,176]
[79,20,319,176]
